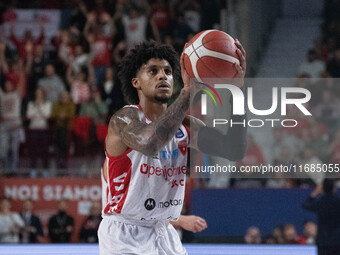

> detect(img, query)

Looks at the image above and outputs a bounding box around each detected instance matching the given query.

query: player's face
[134,58,173,104]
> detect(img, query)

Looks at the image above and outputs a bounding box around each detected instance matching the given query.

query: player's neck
[139,100,167,121]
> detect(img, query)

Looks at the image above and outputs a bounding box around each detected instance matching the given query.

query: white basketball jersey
[103,105,189,222]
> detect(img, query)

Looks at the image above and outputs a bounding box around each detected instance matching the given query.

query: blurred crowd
[0,195,321,245]
[261,0,340,188]
[243,178,340,254]
[0,0,222,176]
[224,1,340,249]
[0,0,338,185]
[200,0,340,189]
[0,196,101,244]
[244,222,317,245]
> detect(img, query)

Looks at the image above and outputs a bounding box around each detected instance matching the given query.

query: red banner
[0,178,101,243]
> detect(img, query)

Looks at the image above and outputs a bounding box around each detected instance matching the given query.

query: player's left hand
[233,39,246,87]
[180,215,208,233]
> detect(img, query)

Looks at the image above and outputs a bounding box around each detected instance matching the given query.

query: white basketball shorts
[98,215,187,255]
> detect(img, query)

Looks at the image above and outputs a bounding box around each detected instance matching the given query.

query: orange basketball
[183,30,240,81]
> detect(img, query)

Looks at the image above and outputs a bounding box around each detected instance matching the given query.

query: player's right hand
[180,44,190,92]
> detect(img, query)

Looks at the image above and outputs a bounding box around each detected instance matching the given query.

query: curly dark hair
[118,41,181,105]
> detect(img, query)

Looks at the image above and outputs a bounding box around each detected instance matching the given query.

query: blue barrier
[190,188,317,237]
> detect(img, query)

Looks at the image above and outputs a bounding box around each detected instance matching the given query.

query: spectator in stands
[284,104,310,140]
[306,115,329,136]
[303,221,317,245]
[149,0,173,41]
[172,14,193,47]
[272,225,285,244]
[313,90,340,137]
[99,66,124,116]
[266,145,297,187]
[27,44,48,102]
[78,89,108,124]
[0,42,32,100]
[297,49,325,82]
[20,199,43,243]
[76,89,108,154]
[112,40,128,65]
[84,12,114,86]
[66,65,91,110]
[48,199,74,243]
[326,48,340,77]
[303,179,340,255]
[266,173,293,188]
[309,72,340,107]
[121,5,160,48]
[295,74,312,90]
[274,145,295,167]
[0,55,26,174]
[283,224,305,244]
[327,129,340,164]
[178,0,201,33]
[79,201,101,243]
[26,87,52,170]
[50,91,76,169]
[264,234,278,244]
[57,30,76,67]
[100,66,114,109]
[305,123,329,163]
[68,44,89,74]
[0,197,24,244]
[301,148,324,185]
[271,127,304,163]
[234,134,265,188]
[237,134,264,167]
[67,0,87,32]
[99,11,116,37]
[108,0,127,43]
[9,21,45,61]
[244,226,261,244]
[38,64,66,103]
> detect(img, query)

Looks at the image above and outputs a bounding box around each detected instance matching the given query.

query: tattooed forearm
[111,89,190,156]
[154,89,190,141]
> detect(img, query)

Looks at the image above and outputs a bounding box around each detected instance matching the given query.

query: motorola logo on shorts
[144,198,156,210]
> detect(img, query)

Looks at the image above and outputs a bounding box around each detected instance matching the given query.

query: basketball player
[98,40,246,254]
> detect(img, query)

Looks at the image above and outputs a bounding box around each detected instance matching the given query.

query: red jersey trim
[104,152,132,214]
[105,148,133,160]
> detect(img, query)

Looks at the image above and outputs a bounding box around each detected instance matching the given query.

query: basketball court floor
[0,244,317,255]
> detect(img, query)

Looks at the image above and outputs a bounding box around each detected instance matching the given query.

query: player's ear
[132,78,141,90]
